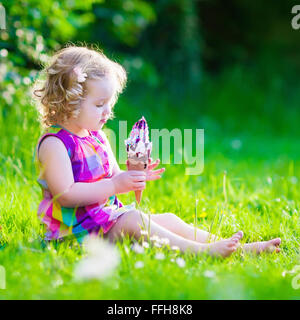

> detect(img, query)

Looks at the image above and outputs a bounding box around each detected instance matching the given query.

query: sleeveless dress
[35,125,136,244]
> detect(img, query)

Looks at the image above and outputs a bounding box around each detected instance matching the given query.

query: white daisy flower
[171,245,180,251]
[267,177,272,184]
[291,176,298,184]
[142,241,149,248]
[150,235,161,242]
[52,277,64,288]
[203,270,215,278]
[131,242,144,254]
[282,271,287,277]
[155,252,165,260]
[74,236,120,281]
[176,257,186,268]
[140,230,148,236]
[160,237,170,246]
[73,66,87,83]
[134,261,144,269]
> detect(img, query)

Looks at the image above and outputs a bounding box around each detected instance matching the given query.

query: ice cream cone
[127,156,148,204]
[125,116,152,204]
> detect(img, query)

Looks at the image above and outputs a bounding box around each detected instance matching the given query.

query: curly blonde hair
[32,44,127,129]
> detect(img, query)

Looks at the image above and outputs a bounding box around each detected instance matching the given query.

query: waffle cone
[127,158,148,204]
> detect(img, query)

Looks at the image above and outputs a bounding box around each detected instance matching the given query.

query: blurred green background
[0,0,300,137]
[1,0,300,163]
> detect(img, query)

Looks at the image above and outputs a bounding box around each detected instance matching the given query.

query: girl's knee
[162,212,178,221]
[119,209,148,228]
[106,209,144,240]
[123,209,143,221]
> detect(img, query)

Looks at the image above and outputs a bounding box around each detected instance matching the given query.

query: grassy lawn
[0,76,299,300]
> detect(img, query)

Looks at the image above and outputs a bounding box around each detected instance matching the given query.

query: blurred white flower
[23,77,31,85]
[155,252,165,260]
[131,242,144,254]
[16,29,24,37]
[150,235,161,242]
[36,43,44,52]
[39,53,48,63]
[171,245,180,251]
[83,235,111,257]
[134,261,144,269]
[267,177,272,185]
[140,230,148,236]
[154,242,162,248]
[52,276,63,288]
[36,35,43,43]
[113,14,124,26]
[73,66,87,83]
[7,84,15,94]
[282,210,289,217]
[0,49,8,57]
[160,238,170,246]
[176,257,186,268]
[142,241,149,248]
[230,139,242,150]
[203,270,215,278]
[74,235,120,281]
[25,30,34,42]
[3,91,12,104]
[282,271,287,277]
[15,77,21,85]
[291,176,298,185]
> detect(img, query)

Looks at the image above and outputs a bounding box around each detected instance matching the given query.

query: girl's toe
[270,238,281,246]
[236,231,244,239]
[275,238,281,245]
[231,231,243,241]
[228,239,238,247]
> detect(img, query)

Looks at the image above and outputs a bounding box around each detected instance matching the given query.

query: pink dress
[35,125,135,243]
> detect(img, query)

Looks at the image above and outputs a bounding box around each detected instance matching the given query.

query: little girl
[33,45,281,258]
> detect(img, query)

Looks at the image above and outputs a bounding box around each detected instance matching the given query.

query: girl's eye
[96,104,104,108]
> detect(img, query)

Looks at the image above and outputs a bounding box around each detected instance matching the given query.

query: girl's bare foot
[242,238,281,254]
[206,231,244,258]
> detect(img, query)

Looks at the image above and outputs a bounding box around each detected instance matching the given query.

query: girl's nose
[103,104,111,113]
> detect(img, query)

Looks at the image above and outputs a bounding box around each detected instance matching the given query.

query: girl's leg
[151,213,281,254]
[105,209,242,258]
[150,212,222,243]
[241,239,281,253]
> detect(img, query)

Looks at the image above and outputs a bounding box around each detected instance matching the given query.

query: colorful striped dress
[35,125,135,244]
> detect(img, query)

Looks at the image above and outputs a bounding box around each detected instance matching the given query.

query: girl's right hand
[111,171,146,194]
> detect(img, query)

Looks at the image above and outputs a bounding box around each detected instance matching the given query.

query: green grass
[0,71,299,299]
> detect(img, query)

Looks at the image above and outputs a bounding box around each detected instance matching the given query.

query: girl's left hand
[146,158,165,181]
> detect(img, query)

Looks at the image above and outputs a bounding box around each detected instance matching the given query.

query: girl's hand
[111,170,146,195]
[146,158,165,181]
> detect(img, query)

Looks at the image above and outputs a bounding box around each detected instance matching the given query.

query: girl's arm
[38,136,116,208]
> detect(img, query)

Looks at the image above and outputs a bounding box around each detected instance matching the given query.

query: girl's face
[73,76,116,132]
